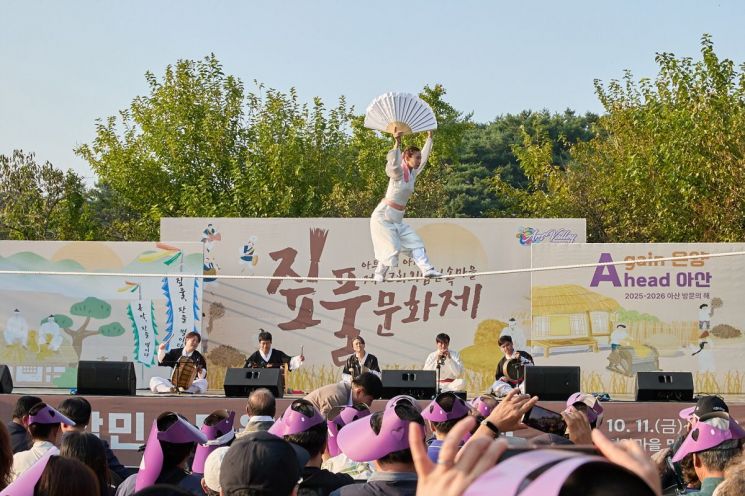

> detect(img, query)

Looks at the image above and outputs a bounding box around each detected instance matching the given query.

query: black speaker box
[524,366,581,401]
[635,372,694,402]
[77,361,136,396]
[381,370,436,400]
[0,365,13,393]
[223,368,284,398]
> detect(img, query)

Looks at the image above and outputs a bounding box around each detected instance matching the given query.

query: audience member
[333,397,425,496]
[322,404,374,480]
[716,454,745,496]
[671,416,745,496]
[469,395,497,419]
[191,409,235,475]
[57,396,128,482]
[60,430,115,496]
[562,392,604,445]
[36,454,101,496]
[236,388,276,438]
[200,446,228,496]
[11,403,75,480]
[0,422,13,490]
[115,412,207,496]
[132,485,194,496]
[305,372,382,417]
[219,431,310,496]
[270,399,354,496]
[6,395,41,453]
[421,392,470,462]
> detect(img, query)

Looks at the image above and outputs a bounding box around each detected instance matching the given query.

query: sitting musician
[149,331,208,394]
[490,335,534,396]
[423,333,465,392]
[243,330,304,370]
[342,336,381,383]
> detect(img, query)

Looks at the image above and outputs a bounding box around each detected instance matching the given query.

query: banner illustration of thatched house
[530,285,621,357]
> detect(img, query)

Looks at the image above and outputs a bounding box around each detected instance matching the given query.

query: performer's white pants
[438,379,466,392]
[370,202,425,268]
[149,376,208,394]
[488,379,525,397]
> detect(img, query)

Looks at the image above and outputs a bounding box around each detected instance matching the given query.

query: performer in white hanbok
[370,130,441,282]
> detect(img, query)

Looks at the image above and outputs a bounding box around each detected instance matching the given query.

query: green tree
[504,35,745,242]
[54,297,125,360]
[78,55,356,238]
[457,110,597,218]
[0,150,95,240]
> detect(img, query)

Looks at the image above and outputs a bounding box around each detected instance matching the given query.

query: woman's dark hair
[429,393,467,434]
[283,400,327,458]
[0,422,13,490]
[60,431,111,496]
[27,403,61,441]
[435,333,450,344]
[353,336,366,345]
[184,331,201,343]
[57,397,92,427]
[34,455,100,496]
[12,395,42,419]
[403,146,421,159]
[157,413,196,470]
[558,461,656,496]
[258,330,273,342]
[371,403,424,465]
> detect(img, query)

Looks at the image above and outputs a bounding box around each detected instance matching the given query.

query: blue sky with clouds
[2,0,744,180]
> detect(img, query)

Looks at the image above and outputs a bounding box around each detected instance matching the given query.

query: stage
[2,389,744,465]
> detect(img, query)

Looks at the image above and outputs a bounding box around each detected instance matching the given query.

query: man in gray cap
[220,431,309,496]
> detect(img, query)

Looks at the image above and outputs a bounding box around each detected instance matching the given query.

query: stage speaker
[635,372,693,402]
[381,370,436,400]
[77,361,136,396]
[524,366,581,401]
[0,365,13,393]
[223,368,284,398]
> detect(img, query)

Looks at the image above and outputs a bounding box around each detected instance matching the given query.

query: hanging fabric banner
[162,277,200,350]
[128,299,158,366]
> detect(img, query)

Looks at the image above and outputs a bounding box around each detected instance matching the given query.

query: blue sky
[2,0,744,180]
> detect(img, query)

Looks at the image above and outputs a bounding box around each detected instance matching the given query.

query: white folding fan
[364,92,438,135]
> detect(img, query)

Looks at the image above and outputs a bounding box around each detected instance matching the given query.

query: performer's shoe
[373,264,389,283]
[169,386,178,393]
[412,248,441,278]
[423,267,442,278]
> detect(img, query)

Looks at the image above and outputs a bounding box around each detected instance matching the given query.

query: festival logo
[516,227,578,245]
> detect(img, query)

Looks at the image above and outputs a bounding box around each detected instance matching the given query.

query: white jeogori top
[384,137,433,207]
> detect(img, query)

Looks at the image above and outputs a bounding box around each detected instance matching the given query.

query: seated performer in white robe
[370,130,442,282]
[423,333,465,392]
[149,331,208,394]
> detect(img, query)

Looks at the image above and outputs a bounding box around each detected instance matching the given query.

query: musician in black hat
[149,331,208,393]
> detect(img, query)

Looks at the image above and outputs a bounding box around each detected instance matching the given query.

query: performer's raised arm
[385,130,404,180]
[416,131,434,173]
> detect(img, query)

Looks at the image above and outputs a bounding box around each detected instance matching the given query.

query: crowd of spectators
[2,379,744,496]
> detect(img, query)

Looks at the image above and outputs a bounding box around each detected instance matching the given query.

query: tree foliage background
[3,35,743,243]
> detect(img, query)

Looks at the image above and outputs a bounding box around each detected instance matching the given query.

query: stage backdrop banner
[0,241,203,387]
[161,218,585,394]
[530,243,745,396]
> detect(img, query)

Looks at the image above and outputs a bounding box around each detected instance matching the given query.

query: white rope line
[0,250,742,282]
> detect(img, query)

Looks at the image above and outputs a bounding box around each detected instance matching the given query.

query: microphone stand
[436,354,445,396]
